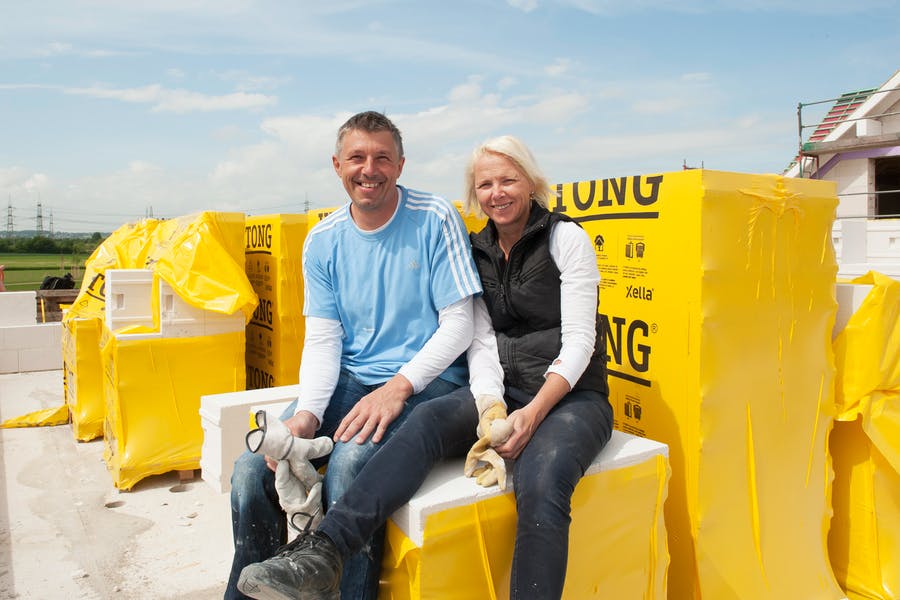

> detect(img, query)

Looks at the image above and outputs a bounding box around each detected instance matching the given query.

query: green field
[0,253,89,292]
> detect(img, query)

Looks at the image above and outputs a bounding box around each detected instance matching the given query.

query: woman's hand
[494,373,572,460]
[495,404,542,460]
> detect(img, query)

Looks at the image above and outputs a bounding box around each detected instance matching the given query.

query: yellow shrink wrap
[546,170,842,599]
[62,316,104,441]
[145,212,257,321]
[829,272,900,600]
[453,201,487,233]
[66,212,256,323]
[0,404,69,428]
[380,434,670,599]
[67,218,161,321]
[101,329,247,490]
[244,214,308,389]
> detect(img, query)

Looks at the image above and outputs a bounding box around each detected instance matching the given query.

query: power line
[6,197,13,238]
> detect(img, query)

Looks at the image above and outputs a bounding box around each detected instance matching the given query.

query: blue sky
[1,1,898,233]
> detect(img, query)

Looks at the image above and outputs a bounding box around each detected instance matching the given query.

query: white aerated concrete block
[200,385,300,493]
[105,269,155,332]
[103,269,245,338]
[249,401,293,425]
[0,349,18,373]
[0,322,63,373]
[0,291,37,326]
[391,429,669,545]
[834,283,874,338]
[159,280,245,338]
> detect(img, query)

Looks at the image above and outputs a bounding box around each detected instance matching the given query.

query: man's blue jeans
[224,370,459,600]
[317,384,613,600]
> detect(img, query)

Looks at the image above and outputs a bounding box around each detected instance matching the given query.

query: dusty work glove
[245,410,334,530]
[274,460,326,531]
[464,395,513,490]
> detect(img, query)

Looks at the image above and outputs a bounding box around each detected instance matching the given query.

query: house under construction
[786,69,900,278]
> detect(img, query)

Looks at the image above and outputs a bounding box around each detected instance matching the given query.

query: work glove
[274,460,325,531]
[246,410,334,530]
[464,395,513,490]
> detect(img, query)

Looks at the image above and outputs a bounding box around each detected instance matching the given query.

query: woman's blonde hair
[462,135,553,219]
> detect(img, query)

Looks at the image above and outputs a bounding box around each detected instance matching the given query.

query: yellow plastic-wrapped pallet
[548,170,842,599]
[829,272,900,600]
[101,328,247,490]
[97,213,255,490]
[62,212,257,446]
[244,214,308,389]
[380,446,670,599]
[63,219,160,440]
[63,316,104,441]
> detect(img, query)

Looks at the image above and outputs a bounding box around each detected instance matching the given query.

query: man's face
[332,129,405,218]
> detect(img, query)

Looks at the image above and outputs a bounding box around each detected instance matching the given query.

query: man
[227,111,481,600]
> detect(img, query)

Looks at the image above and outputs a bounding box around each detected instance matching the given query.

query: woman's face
[473,152,534,234]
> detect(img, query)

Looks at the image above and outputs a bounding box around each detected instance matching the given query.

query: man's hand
[264,410,319,472]
[284,410,319,438]
[334,375,413,445]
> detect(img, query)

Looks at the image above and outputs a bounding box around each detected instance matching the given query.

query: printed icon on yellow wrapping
[594,234,605,252]
[624,398,642,421]
[625,240,646,260]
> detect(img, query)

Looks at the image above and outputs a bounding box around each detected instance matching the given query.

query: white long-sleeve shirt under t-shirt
[296,298,473,423]
[467,219,601,403]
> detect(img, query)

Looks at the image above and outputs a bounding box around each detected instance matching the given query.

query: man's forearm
[398,296,474,392]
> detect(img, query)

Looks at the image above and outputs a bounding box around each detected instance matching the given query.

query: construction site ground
[0,369,232,600]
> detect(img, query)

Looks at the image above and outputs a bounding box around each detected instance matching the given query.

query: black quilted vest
[470,203,608,396]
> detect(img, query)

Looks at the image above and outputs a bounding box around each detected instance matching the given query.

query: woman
[461,135,613,597]
[236,136,613,600]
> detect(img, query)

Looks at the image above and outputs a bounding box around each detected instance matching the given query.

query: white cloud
[557,0,892,14]
[622,73,720,116]
[497,77,518,90]
[0,167,49,196]
[191,79,595,215]
[682,72,712,82]
[507,0,539,11]
[64,84,277,113]
[544,58,572,77]
[217,70,292,92]
[38,42,74,56]
[448,76,486,104]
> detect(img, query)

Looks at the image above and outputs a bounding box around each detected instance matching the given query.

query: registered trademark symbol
[651,323,658,333]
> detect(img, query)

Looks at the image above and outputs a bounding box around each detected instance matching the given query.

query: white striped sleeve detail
[301,207,349,311]
[406,194,480,298]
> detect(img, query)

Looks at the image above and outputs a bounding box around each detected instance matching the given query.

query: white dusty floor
[0,370,233,600]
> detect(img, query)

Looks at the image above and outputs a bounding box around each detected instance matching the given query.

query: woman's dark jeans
[318,384,613,600]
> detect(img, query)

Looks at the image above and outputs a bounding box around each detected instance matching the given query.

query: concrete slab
[0,369,233,600]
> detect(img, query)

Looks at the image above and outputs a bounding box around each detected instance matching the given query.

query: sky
[1,1,899,234]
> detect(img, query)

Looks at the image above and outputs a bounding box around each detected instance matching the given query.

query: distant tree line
[0,233,104,255]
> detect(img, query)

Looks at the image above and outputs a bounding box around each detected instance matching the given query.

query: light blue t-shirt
[302,186,482,386]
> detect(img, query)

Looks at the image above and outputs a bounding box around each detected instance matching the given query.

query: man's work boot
[237,530,343,600]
